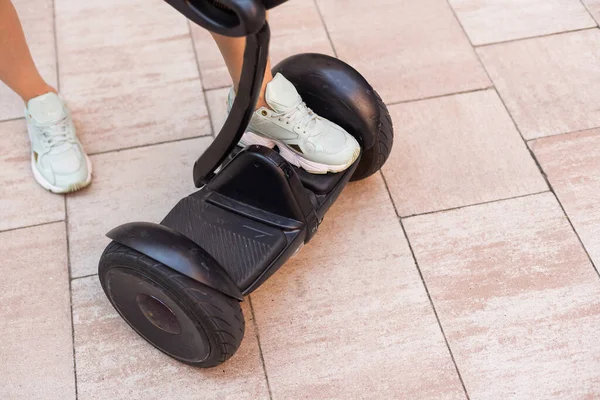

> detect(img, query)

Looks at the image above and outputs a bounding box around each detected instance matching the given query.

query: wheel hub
[104,268,210,363]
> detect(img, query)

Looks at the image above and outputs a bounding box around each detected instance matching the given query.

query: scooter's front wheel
[98,241,245,367]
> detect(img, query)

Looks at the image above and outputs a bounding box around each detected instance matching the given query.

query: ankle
[255,95,270,111]
[23,85,57,105]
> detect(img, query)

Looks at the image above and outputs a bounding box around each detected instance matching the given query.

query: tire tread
[98,241,244,368]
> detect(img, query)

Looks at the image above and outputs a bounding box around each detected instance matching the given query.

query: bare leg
[0,0,55,103]
[210,33,273,110]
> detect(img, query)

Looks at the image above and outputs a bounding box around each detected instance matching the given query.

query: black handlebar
[164,0,265,37]
[193,23,270,186]
[164,0,272,186]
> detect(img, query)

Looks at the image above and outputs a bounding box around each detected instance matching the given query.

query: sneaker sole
[31,154,93,194]
[239,131,359,174]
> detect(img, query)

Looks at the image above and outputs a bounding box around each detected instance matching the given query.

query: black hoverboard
[98,0,394,368]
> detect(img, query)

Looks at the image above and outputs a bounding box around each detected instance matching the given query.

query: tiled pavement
[2,0,600,398]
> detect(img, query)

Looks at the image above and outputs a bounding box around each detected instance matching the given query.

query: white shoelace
[275,99,319,134]
[38,116,73,150]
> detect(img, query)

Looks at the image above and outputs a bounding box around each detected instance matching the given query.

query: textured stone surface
[450,0,595,45]
[383,90,546,216]
[404,193,600,399]
[55,0,210,154]
[0,119,64,232]
[531,128,600,267]
[478,30,600,139]
[0,223,76,400]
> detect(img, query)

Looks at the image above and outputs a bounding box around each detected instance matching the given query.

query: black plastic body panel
[106,222,243,301]
[208,145,320,241]
[161,191,299,290]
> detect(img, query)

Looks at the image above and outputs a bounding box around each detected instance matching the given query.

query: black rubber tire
[350,90,394,182]
[98,241,245,368]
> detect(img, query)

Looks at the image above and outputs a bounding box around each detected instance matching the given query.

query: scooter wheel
[98,241,244,367]
[350,90,394,181]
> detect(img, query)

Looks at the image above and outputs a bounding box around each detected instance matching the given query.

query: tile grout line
[63,196,79,400]
[386,86,495,107]
[379,172,471,400]
[0,219,65,234]
[401,190,551,220]
[205,84,231,91]
[525,125,600,143]
[88,133,212,157]
[470,36,600,280]
[578,0,600,28]
[0,116,24,124]
[52,0,60,92]
[445,0,597,49]
[525,143,600,279]
[71,273,98,281]
[443,0,492,92]
[187,20,217,138]
[474,26,599,48]
[248,296,274,400]
[313,0,338,58]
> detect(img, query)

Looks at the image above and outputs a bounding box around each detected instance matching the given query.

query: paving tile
[383,90,547,217]
[205,87,230,135]
[583,0,600,24]
[191,1,334,90]
[449,0,595,46]
[251,175,466,399]
[55,0,209,154]
[0,119,64,232]
[531,128,600,268]
[0,0,57,121]
[404,193,600,399]
[72,276,269,399]
[478,29,600,140]
[0,223,76,400]
[66,137,212,278]
[317,0,490,104]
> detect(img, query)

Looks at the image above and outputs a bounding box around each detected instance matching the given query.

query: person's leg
[210,32,272,109]
[0,0,91,193]
[0,0,55,102]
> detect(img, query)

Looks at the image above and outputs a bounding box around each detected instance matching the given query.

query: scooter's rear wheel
[98,241,244,367]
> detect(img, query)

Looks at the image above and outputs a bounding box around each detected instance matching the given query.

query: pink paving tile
[191,1,334,90]
[404,193,600,399]
[583,0,600,24]
[0,0,57,121]
[251,175,466,399]
[383,90,547,216]
[0,223,76,400]
[72,276,269,399]
[449,0,595,46]
[478,29,600,140]
[55,0,210,154]
[317,0,490,104]
[205,87,230,135]
[531,128,600,268]
[0,119,64,232]
[66,137,212,278]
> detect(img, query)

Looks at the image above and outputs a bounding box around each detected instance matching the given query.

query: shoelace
[275,99,320,134]
[38,116,74,150]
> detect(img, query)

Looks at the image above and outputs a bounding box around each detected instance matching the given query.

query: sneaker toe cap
[310,123,361,165]
[39,147,91,190]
